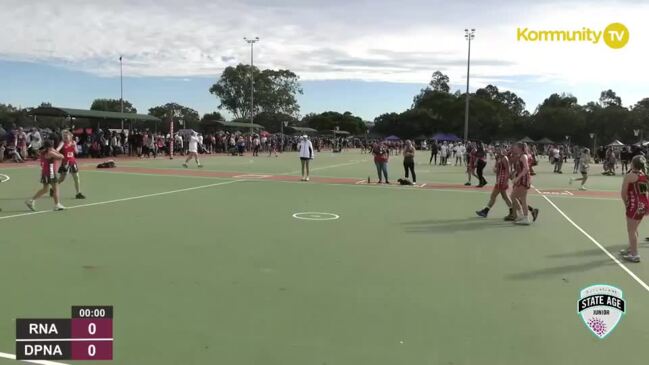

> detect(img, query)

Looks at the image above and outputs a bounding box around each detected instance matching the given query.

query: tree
[254,111,298,133]
[209,64,302,119]
[429,71,450,93]
[148,103,200,131]
[599,89,622,107]
[301,111,366,135]
[90,99,137,113]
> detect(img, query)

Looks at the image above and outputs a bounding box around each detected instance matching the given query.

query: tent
[384,135,400,141]
[536,137,555,144]
[518,136,535,143]
[607,140,625,147]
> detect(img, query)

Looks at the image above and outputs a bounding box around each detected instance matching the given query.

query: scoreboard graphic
[16,306,113,361]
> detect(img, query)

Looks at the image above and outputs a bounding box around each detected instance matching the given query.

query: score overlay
[16,306,113,361]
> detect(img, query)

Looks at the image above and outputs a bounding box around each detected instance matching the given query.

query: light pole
[119,56,124,131]
[464,28,475,142]
[589,133,596,155]
[244,37,260,135]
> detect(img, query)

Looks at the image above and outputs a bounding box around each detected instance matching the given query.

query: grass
[0,150,648,365]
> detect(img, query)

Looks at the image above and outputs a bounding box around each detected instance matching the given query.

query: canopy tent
[28,106,160,122]
[536,137,555,144]
[176,129,197,137]
[260,131,271,137]
[330,130,351,135]
[517,136,535,143]
[384,135,400,141]
[607,140,625,147]
[431,132,461,142]
[287,126,318,135]
[213,121,264,130]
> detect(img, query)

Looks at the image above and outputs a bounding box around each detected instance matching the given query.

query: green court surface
[1,151,648,365]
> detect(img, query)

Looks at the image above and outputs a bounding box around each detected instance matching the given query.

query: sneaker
[622,254,641,263]
[464,182,471,186]
[531,208,539,222]
[385,181,391,184]
[514,216,532,225]
[305,177,310,181]
[198,164,203,168]
[25,200,36,212]
[53,204,66,211]
[182,163,188,168]
[579,186,587,191]
[619,248,631,256]
[503,214,515,221]
[75,193,86,199]
[476,209,488,218]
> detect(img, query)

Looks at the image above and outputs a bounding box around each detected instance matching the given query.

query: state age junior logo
[577,285,625,339]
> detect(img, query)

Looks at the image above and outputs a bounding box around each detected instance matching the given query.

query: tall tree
[148,103,200,131]
[429,71,450,93]
[209,64,302,119]
[302,111,366,135]
[90,99,137,113]
[599,89,622,107]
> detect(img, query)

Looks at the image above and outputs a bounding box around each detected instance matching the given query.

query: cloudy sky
[0,0,646,119]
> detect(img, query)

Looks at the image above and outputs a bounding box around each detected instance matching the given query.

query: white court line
[533,186,649,293]
[0,180,239,221]
[281,160,367,175]
[0,352,69,365]
[0,173,10,183]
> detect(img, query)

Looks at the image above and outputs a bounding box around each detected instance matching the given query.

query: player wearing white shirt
[440,142,448,165]
[182,132,202,168]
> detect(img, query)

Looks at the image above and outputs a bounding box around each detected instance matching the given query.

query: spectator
[372,142,390,184]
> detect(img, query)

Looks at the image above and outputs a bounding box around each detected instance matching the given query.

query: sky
[0,0,647,120]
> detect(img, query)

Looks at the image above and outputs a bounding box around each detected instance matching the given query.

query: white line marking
[0,180,239,221]
[232,174,271,179]
[533,186,649,293]
[0,352,69,365]
[292,212,340,221]
[0,173,10,183]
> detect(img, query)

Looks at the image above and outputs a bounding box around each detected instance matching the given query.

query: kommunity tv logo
[517,23,629,49]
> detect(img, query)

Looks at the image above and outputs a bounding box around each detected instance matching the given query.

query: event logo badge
[577,284,625,339]
[517,22,629,49]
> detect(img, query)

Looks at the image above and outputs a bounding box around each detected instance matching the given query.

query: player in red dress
[620,155,648,263]
[25,140,65,211]
[56,131,85,199]
[464,143,478,186]
[476,146,513,218]
[510,142,534,225]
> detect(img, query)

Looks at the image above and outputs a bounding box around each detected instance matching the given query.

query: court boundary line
[0,173,10,183]
[533,186,649,293]
[0,180,240,221]
[0,351,69,365]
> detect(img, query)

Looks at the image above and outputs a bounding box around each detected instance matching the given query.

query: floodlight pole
[244,37,260,135]
[464,28,475,142]
[120,56,124,131]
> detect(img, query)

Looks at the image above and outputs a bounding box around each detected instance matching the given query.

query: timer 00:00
[78,308,106,318]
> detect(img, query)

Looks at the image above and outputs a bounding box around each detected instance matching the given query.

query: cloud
[0,0,647,94]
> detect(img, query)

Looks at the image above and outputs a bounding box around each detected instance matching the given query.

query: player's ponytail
[631,155,647,174]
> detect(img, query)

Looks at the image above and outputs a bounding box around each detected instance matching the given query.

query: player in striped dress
[476,147,513,218]
[56,131,85,199]
[620,155,649,263]
[25,141,65,211]
[510,142,534,225]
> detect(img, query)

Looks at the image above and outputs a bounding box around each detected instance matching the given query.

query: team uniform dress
[494,157,510,192]
[513,154,531,189]
[58,142,79,174]
[625,172,649,220]
[40,156,57,184]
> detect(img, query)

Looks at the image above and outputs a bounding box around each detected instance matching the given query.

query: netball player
[569,148,591,191]
[56,131,85,199]
[26,141,65,211]
[510,142,533,225]
[182,132,202,168]
[476,147,513,218]
[620,155,648,263]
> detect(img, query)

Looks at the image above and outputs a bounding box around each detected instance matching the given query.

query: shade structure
[384,135,400,141]
[431,133,461,142]
[517,136,535,143]
[607,140,625,147]
[536,137,555,144]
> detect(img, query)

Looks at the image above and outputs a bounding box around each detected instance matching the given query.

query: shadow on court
[402,217,514,234]
[504,259,614,280]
